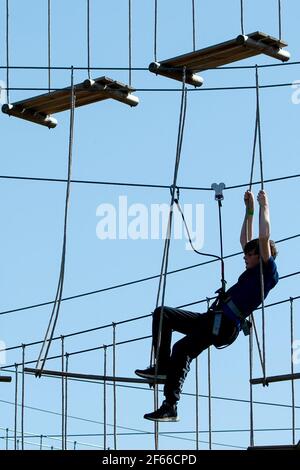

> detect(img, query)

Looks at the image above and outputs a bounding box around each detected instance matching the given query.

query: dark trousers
[152,306,238,405]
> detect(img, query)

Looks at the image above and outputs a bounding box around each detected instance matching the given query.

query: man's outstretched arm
[258,190,271,262]
[240,190,254,249]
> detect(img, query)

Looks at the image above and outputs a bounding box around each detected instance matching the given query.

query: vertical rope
[154,0,158,61]
[61,336,65,450]
[21,344,25,450]
[251,315,265,376]
[103,345,107,450]
[47,0,51,91]
[249,321,254,447]
[278,0,282,40]
[36,66,75,375]
[207,299,212,450]
[195,357,199,450]
[256,67,264,192]
[6,0,10,103]
[248,114,258,192]
[65,353,69,450]
[217,198,226,293]
[128,0,132,86]
[255,65,267,383]
[192,0,196,51]
[112,323,117,450]
[40,435,43,450]
[14,364,18,450]
[290,298,295,445]
[5,428,9,450]
[87,0,91,79]
[153,71,187,450]
[74,441,77,450]
[240,0,245,35]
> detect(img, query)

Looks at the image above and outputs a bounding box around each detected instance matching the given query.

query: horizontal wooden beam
[250,372,300,385]
[248,441,300,451]
[24,368,165,384]
[0,376,12,383]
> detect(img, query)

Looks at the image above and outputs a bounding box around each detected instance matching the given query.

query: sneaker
[135,366,167,382]
[144,401,179,422]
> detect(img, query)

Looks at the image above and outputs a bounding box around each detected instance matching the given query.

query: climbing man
[135,190,279,422]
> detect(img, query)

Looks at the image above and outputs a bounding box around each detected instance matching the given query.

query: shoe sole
[135,371,167,381]
[144,415,179,422]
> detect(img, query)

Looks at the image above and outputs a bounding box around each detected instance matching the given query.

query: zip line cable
[1,81,298,93]
[2,286,300,356]
[1,171,300,191]
[2,60,300,71]
[1,392,300,425]
[0,234,299,320]
[2,293,300,371]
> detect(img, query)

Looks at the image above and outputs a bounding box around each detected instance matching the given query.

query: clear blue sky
[0,0,299,450]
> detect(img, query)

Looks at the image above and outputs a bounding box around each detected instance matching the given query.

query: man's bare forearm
[259,205,270,240]
[240,212,253,249]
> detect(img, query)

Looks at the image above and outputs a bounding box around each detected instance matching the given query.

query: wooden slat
[248,31,287,47]
[24,367,165,384]
[251,372,300,385]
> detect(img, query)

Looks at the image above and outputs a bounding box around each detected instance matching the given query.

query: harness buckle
[212,312,222,336]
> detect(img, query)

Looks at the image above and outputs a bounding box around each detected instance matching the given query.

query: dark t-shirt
[226,257,279,317]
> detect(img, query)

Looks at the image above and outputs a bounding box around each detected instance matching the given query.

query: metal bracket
[211,182,226,201]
